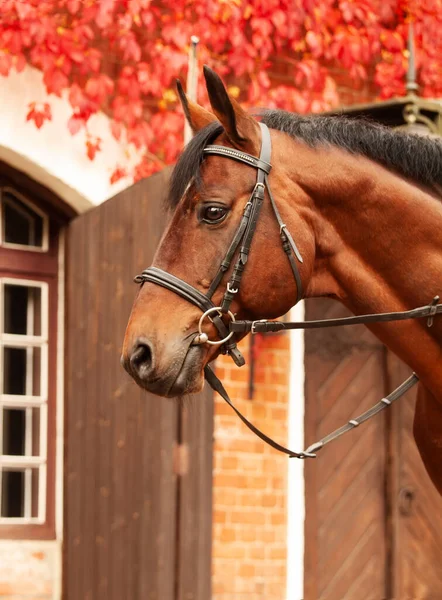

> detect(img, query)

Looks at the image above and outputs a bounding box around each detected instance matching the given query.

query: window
[0,188,49,251]
[0,280,48,523]
[0,174,64,539]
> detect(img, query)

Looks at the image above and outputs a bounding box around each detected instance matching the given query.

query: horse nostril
[130,340,153,378]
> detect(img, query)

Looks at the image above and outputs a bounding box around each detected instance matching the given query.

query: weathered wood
[304,298,387,600]
[388,354,442,598]
[65,170,213,600]
[176,390,213,600]
[305,297,442,599]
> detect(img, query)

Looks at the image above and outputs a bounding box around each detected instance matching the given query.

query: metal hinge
[173,443,189,476]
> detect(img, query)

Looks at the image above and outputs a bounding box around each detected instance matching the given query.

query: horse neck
[285,143,442,389]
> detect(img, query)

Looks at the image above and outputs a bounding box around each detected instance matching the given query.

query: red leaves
[85,135,102,161]
[26,102,52,129]
[95,0,118,30]
[43,68,69,96]
[0,0,439,184]
[67,114,87,135]
[67,0,81,15]
[0,52,12,76]
[85,74,114,105]
[110,166,127,184]
[305,31,323,59]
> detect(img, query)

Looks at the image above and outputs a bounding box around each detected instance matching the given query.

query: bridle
[135,123,302,368]
[135,123,442,459]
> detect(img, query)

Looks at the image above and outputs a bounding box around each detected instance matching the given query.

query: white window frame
[0,278,49,524]
[0,187,49,252]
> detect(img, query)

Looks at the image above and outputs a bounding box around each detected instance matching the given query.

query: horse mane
[168,110,442,209]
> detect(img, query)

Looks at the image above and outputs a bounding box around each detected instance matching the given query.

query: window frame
[0,186,50,252]
[0,277,49,525]
[0,182,60,540]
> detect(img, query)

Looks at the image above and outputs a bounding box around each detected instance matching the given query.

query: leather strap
[205,365,419,459]
[265,174,303,304]
[218,123,273,314]
[301,373,419,456]
[231,296,442,333]
[203,145,271,174]
[204,365,304,458]
[134,267,214,313]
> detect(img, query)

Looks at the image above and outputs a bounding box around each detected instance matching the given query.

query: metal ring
[198,306,236,346]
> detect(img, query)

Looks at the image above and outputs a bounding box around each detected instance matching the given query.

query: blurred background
[0,1,441,599]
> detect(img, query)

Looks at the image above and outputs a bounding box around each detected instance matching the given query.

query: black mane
[168,110,442,208]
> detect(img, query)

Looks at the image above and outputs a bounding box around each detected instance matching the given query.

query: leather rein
[135,122,441,459]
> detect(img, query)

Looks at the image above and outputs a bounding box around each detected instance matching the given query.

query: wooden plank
[65,170,188,600]
[95,200,113,599]
[304,298,388,600]
[132,174,179,600]
[81,206,101,600]
[65,210,88,599]
[176,387,213,600]
[388,354,442,599]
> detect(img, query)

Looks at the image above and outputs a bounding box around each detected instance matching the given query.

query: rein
[135,123,440,460]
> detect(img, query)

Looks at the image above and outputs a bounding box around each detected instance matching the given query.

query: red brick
[268,546,287,560]
[239,563,256,577]
[214,510,227,523]
[231,510,266,525]
[212,544,247,559]
[219,527,236,543]
[214,473,247,488]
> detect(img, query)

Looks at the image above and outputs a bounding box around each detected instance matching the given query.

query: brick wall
[212,331,291,600]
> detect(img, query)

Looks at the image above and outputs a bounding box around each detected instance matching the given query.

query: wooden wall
[65,170,213,600]
[304,298,442,600]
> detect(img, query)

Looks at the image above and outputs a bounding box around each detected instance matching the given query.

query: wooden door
[304,298,442,599]
[65,171,213,600]
[387,356,442,598]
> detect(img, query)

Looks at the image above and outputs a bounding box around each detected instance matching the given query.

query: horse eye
[200,205,229,224]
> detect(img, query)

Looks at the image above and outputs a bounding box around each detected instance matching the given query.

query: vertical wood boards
[65,170,213,600]
[304,297,442,599]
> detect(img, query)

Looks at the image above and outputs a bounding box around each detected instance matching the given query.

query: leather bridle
[135,123,442,459]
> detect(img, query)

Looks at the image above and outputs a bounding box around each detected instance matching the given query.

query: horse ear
[203,65,260,152]
[176,79,217,133]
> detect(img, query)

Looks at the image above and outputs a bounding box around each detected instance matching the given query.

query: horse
[122,66,442,495]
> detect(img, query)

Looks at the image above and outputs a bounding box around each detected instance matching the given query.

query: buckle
[251,319,266,334]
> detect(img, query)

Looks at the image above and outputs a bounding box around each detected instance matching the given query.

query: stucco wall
[0,65,137,212]
[0,541,61,600]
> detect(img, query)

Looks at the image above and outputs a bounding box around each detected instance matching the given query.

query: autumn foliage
[1,0,441,183]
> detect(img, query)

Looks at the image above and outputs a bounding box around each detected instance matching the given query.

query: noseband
[134,123,442,460]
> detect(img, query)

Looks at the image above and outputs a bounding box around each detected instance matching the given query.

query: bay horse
[122,66,442,495]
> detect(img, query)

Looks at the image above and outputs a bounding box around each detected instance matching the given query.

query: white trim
[0,277,48,522]
[0,515,44,525]
[1,276,49,340]
[0,186,49,252]
[0,395,47,406]
[53,227,65,600]
[0,456,45,467]
[286,300,306,600]
[39,463,47,523]
[1,335,47,346]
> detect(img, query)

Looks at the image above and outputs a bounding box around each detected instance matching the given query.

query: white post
[184,36,200,145]
[286,300,306,600]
